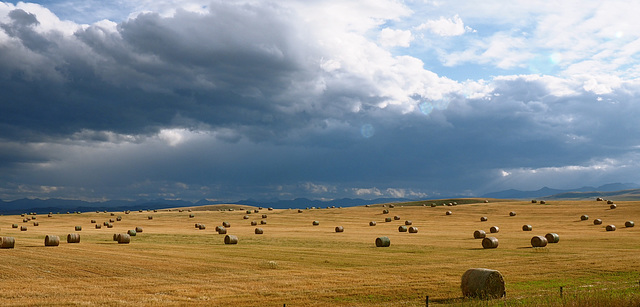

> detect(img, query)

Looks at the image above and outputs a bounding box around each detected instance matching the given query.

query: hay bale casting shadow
[461,268,505,299]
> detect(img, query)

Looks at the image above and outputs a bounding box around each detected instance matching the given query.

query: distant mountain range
[0,197,411,215]
[480,183,640,199]
[2,182,639,214]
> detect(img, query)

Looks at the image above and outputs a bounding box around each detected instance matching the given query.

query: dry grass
[0,200,639,306]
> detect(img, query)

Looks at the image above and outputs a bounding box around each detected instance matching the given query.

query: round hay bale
[482,237,499,249]
[335,226,344,233]
[1,237,15,249]
[224,235,238,244]
[473,230,486,239]
[382,209,389,214]
[195,223,201,228]
[490,226,499,233]
[189,214,195,218]
[246,210,252,214]
[198,224,206,230]
[606,225,616,231]
[389,204,395,208]
[107,223,113,228]
[393,216,400,220]
[11,224,17,228]
[268,207,273,211]
[484,200,489,203]
[298,209,303,213]
[33,222,39,226]
[110,213,115,216]
[48,214,52,217]
[369,221,376,226]
[610,204,617,209]
[431,203,436,207]
[118,233,130,244]
[540,200,546,204]
[260,220,267,225]
[243,215,249,219]
[20,226,27,231]
[405,220,412,225]
[461,268,505,299]
[580,215,589,221]
[116,216,122,221]
[113,233,119,241]
[398,226,408,232]
[222,222,230,228]
[480,216,488,222]
[625,221,635,228]
[312,221,320,226]
[531,200,537,203]
[22,218,28,223]
[509,211,516,216]
[365,205,370,207]
[261,214,267,218]
[135,226,143,233]
[255,228,263,234]
[250,221,258,226]
[75,226,82,231]
[44,235,60,247]
[254,209,259,213]
[127,229,136,236]
[148,216,153,220]
[545,233,559,243]
[109,219,115,223]
[218,227,227,234]
[446,211,452,216]
[95,224,101,229]
[607,200,614,204]
[375,236,390,247]
[594,219,603,225]
[67,233,80,243]
[531,235,548,247]
[384,217,392,222]
[596,197,604,201]
[522,224,532,231]
[408,226,418,233]
[91,220,96,223]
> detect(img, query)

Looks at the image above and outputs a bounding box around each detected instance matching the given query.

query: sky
[2,0,640,202]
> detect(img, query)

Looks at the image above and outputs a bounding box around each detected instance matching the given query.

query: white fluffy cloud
[379,27,413,47]
[416,14,473,36]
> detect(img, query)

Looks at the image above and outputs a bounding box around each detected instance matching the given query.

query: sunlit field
[1,199,640,306]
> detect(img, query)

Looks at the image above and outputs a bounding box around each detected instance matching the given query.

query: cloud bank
[1,0,640,201]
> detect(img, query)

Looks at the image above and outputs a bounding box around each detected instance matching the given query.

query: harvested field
[0,200,639,306]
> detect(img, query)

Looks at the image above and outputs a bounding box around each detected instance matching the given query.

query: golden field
[1,199,639,306]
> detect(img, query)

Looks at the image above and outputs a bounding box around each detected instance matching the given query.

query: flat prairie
[1,199,639,306]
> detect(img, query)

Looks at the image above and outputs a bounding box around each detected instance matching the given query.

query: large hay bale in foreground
[44,235,60,247]
[482,237,498,249]
[375,236,390,247]
[531,236,548,247]
[1,237,15,249]
[224,235,238,244]
[473,230,486,239]
[461,268,505,299]
[545,233,559,243]
[67,233,80,243]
